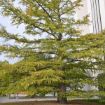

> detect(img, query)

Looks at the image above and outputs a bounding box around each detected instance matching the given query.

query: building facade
[76,0,105,91]
[77,0,105,34]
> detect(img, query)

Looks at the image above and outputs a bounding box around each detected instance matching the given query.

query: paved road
[0,97,56,103]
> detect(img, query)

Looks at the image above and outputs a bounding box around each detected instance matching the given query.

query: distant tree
[0,61,12,95]
[97,73,105,91]
[0,0,105,104]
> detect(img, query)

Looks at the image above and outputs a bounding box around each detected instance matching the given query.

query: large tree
[0,0,104,103]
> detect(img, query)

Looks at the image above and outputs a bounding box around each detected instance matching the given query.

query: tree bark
[57,84,67,104]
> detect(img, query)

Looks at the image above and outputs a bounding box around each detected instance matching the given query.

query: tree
[0,61,13,95]
[0,0,102,104]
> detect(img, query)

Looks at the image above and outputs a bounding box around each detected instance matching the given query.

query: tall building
[76,0,105,91]
[77,0,105,34]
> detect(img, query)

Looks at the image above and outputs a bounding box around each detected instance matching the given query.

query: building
[76,0,105,91]
[77,0,105,34]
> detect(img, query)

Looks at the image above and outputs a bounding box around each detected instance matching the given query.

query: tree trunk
[57,84,67,104]
[57,96,67,104]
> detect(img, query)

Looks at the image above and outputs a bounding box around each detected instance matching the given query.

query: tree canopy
[0,0,105,104]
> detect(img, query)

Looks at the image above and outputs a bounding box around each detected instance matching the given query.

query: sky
[0,15,25,63]
[0,0,25,63]
[0,1,43,63]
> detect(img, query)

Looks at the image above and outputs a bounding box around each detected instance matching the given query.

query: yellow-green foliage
[0,0,105,101]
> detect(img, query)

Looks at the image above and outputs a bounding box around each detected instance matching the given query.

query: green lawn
[85,99,105,104]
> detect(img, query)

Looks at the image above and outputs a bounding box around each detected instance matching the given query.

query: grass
[85,99,105,104]
[0,100,105,105]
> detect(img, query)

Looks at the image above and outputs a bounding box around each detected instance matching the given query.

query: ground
[0,100,105,105]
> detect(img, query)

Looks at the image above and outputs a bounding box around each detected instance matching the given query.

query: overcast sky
[0,1,23,63]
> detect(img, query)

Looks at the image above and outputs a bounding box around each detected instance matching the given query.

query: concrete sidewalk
[0,97,56,103]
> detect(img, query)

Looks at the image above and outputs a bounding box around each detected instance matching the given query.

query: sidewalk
[0,97,56,103]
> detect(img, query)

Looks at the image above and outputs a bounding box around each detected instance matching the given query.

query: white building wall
[99,0,105,29]
[76,0,91,34]
[77,0,105,34]
[76,0,105,91]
